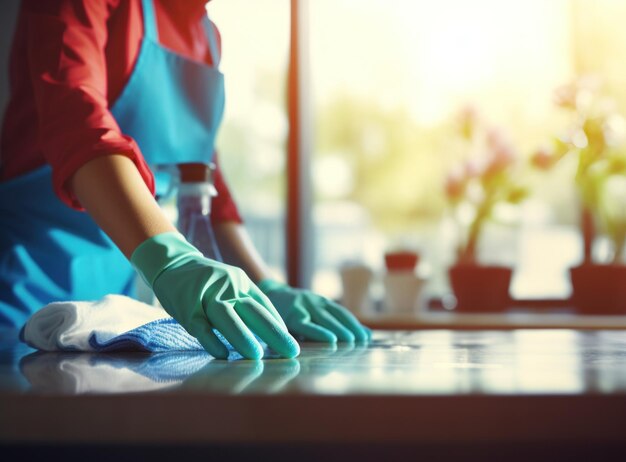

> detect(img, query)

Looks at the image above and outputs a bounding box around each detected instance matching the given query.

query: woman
[0,0,370,359]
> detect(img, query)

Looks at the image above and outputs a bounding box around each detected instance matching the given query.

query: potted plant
[444,107,528,312]
[532,76,626,314]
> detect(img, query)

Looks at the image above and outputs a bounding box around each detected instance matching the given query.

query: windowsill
[356,298,626,330]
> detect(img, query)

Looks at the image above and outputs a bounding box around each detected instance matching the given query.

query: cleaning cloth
[20,294,207,352]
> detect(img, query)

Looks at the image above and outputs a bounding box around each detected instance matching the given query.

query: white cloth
[21,294,170,351]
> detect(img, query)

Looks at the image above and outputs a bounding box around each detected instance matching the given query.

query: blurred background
[2,0,625,311]
[209,0,626,306]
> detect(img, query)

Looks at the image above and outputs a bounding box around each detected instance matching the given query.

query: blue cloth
[0,0,225,328]
[88,318,204,352]
[89,321,260,360]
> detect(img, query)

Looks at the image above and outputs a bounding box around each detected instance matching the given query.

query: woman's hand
[131,232,300,360]
[257,280,371,343]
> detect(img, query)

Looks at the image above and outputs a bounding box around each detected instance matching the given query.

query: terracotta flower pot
[384,251,419,272]
[569,264,626,315]
[448,264,513,312]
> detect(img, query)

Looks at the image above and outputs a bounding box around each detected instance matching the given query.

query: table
[2,328,626,461]
[360,310,626,330]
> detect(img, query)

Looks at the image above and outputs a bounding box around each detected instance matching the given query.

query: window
[209,0,626,311]
[307,0,626,303]
[209,0,291,279]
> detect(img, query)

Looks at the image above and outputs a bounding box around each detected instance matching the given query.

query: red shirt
[0,0,241,223]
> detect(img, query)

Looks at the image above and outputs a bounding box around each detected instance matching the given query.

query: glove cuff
[256,278,289,293]
[130,232,202,286]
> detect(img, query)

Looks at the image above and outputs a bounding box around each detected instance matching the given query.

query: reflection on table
[10,330,626,396]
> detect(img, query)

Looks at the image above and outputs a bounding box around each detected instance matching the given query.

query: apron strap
[203,17,221,67]
[141,0,159,42]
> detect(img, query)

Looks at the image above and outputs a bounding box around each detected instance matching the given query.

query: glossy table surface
[2,328,626,445]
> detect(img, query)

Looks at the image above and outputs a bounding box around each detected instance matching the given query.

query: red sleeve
[23,0,154,209]
[211,153,243,224]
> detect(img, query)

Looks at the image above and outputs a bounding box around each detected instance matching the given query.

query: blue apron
[0,0,225,328]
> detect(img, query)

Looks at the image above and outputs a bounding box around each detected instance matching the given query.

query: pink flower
[493,143,517,165]
[445,168,466,201]
[484,128,517,176]
[464,158,484,178]
[553,83,578,110]
[486,127,506,150]
[531,146,555,170]
[553,75,601,111]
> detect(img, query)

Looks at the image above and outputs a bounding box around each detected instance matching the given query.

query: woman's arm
[213,221,273,283]
[69,154,176,258]
[71,154,369,346]
[69,154,300,360]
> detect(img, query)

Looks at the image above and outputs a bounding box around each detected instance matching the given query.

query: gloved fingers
[307,299,355,342]
[289,319,338,343]
[205,300,265,360]
[192,325,231,360]
[325,301,370,342]
[282,302,312,324]
[363,326,373,341]
[247,285,288,328]
[234,298,300,359]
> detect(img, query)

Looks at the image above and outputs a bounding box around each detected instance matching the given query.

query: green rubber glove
[131,232,300,360]
[256,279,372,343]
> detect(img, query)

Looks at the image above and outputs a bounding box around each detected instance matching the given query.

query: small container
[382,249,426,314]
[384,251,420,272]
[339,263,374,315]
[383,271,426,314]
